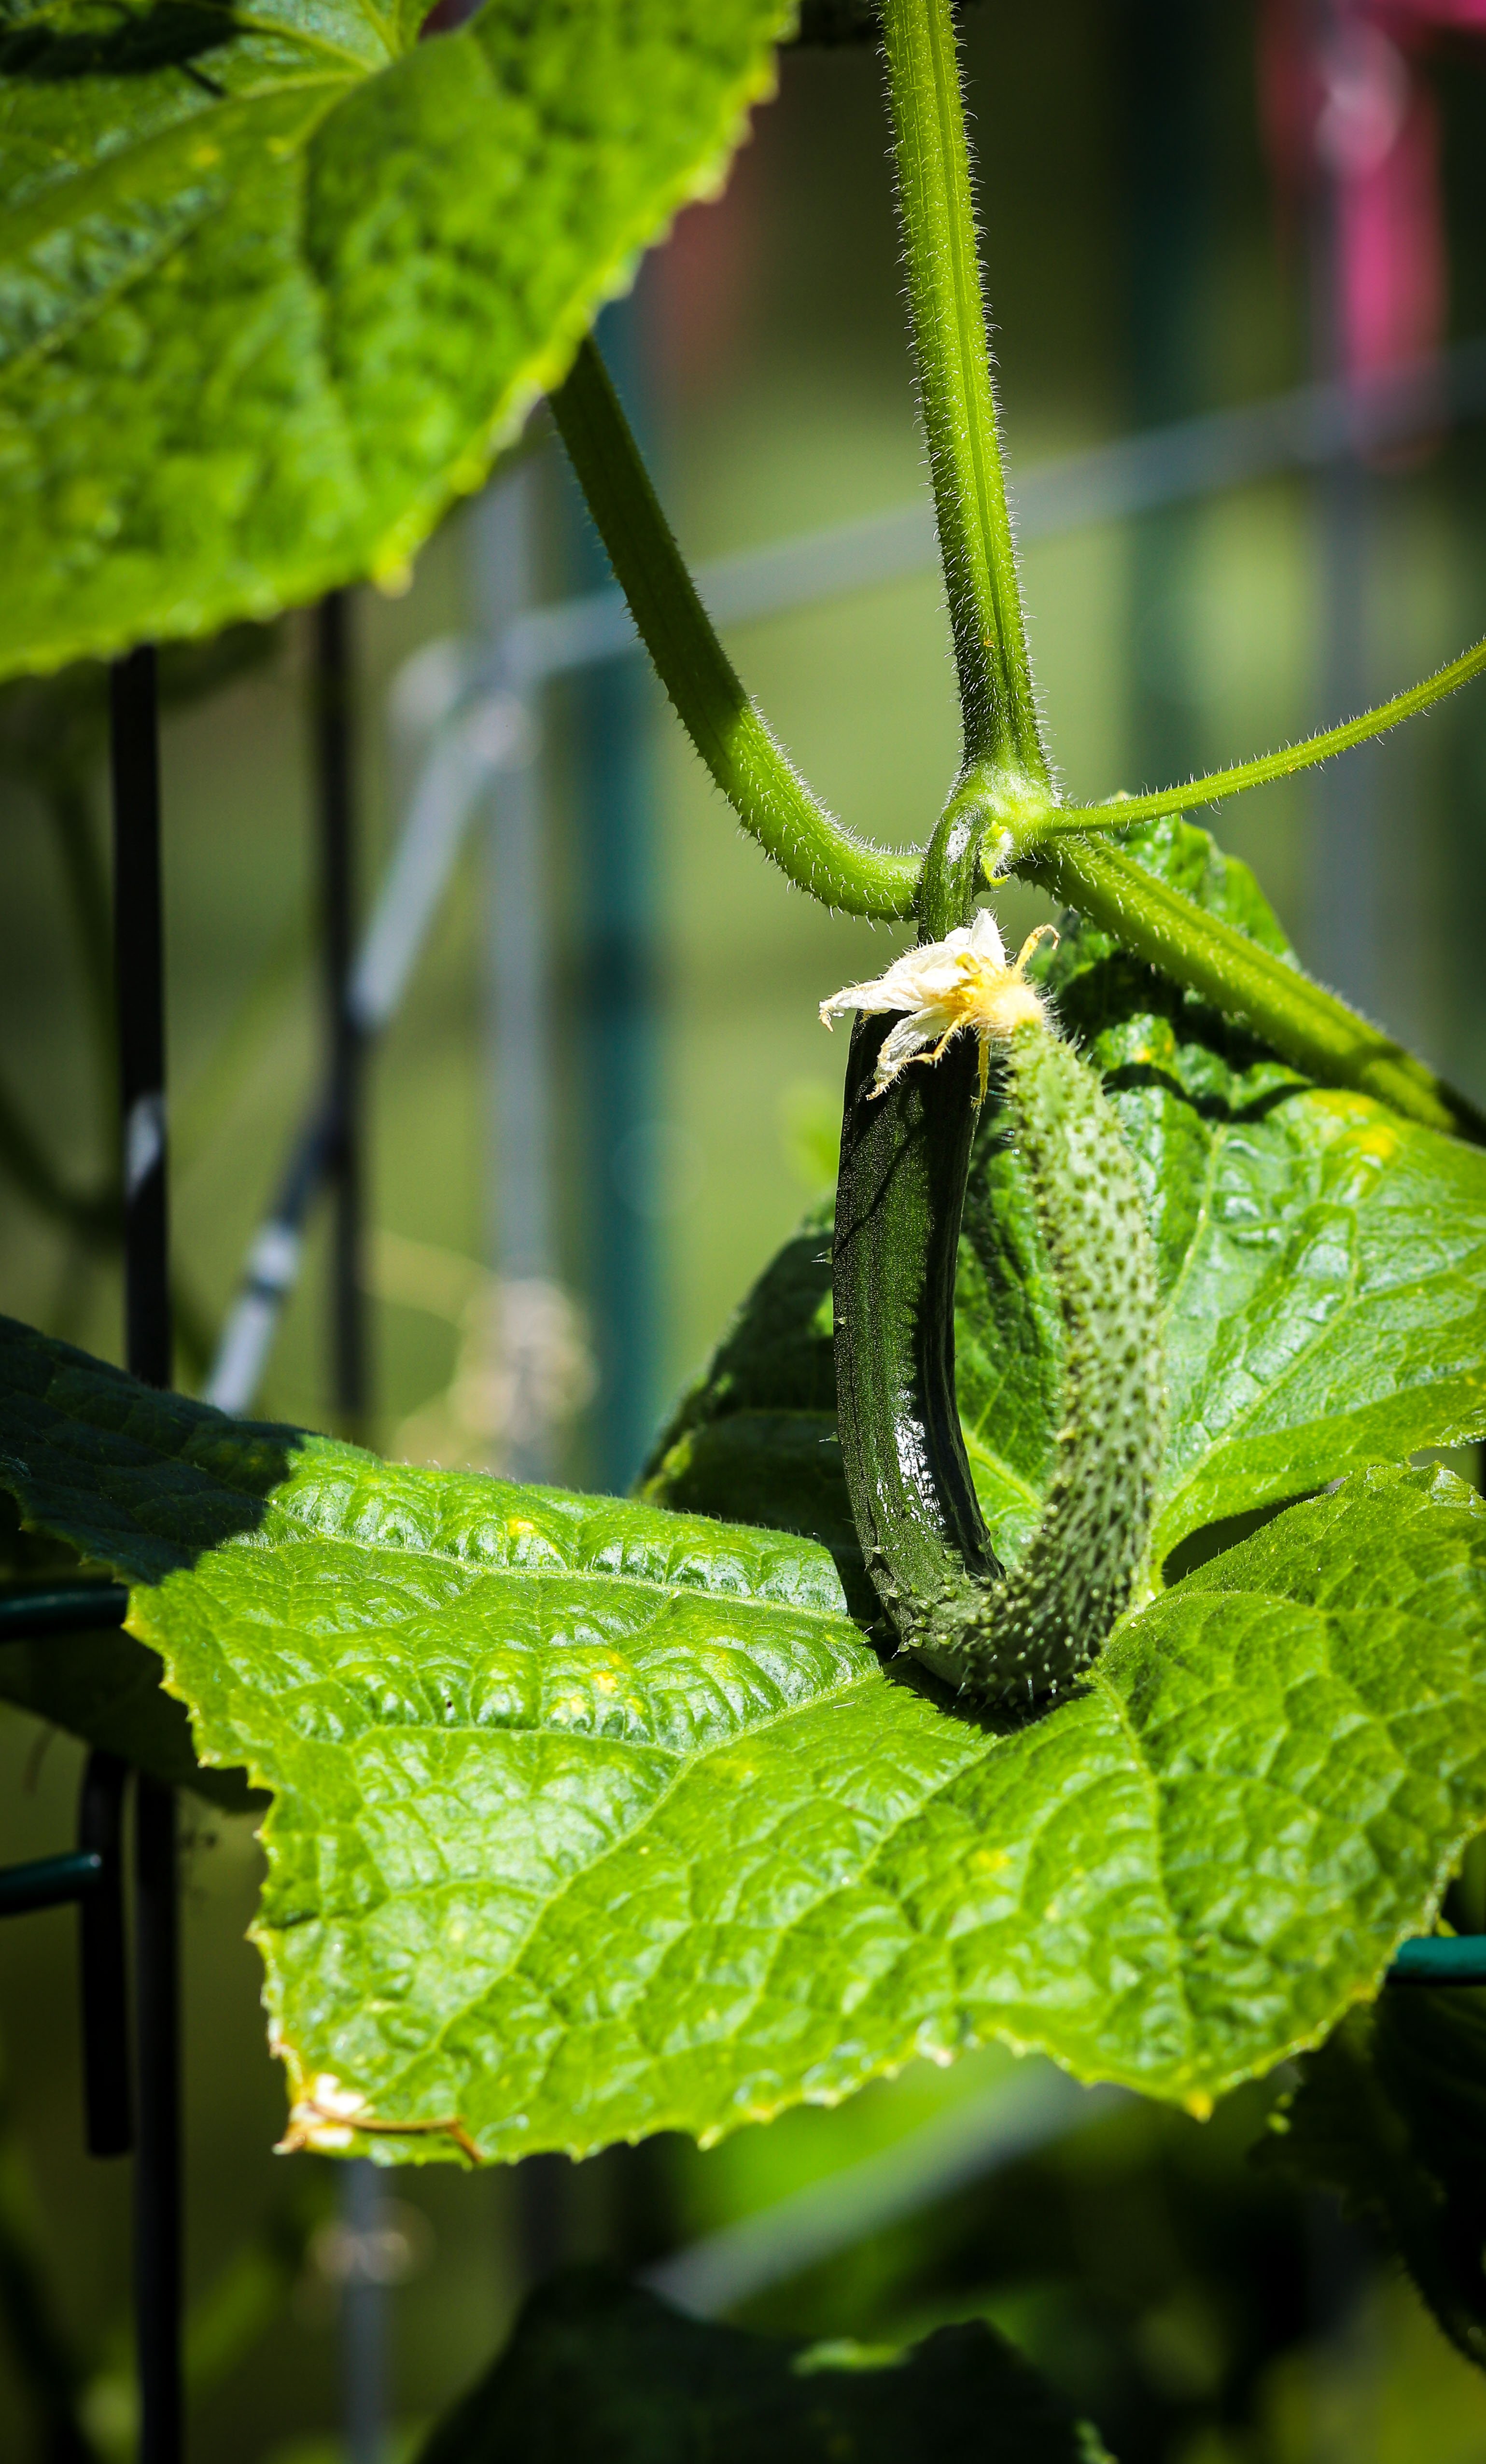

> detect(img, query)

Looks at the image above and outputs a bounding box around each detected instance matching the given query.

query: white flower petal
[819,918,1007,1028]
[821,908,1050,1098]
[967,908,1007,963]
[878,1015,937,1071]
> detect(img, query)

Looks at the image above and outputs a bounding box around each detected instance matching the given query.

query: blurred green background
[5,3,1486,2458]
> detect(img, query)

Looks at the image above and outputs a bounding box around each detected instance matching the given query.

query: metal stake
[110,647,171,1390]
[133,1777,181,2464]
[316,591,387,2461]
[341,2159,388,2464]
[315,592,367,1430]
[78,1751,131,2159]
[567,295,660,1496]
[109,644,181,2464]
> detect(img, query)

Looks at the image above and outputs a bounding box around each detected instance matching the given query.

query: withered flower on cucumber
[823,810,1165,1709]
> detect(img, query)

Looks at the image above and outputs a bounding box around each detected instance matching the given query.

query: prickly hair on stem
[880,0,1050,795]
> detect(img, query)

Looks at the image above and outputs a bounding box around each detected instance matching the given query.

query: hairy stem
[549,40,1481,1155]
[1023,834,1486,1142]
[881,0,1046,795]
[1049,635,1486,834]
[550,338,918,919]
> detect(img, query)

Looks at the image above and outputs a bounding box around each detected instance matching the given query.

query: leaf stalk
[550,339,918,919]
[1022,833,1486,1142]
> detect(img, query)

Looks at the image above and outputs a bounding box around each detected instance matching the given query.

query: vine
[2,0,1486,2452]
[551,0,1486,1138]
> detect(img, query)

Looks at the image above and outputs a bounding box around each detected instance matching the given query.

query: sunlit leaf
[5,1318,1486,2147]
[0,0,791,677]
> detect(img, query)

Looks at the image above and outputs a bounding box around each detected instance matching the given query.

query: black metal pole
[317,593,382,2459]
[109,646,171,1391]
[341,2157,388,2464]
[315,591,366,1430]
[109,644,181,2464]
[77,1751,131,2159]
[133,1777,182,2464]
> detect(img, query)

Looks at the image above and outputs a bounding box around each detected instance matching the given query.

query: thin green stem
[549,339,918,920]
[1021,834,1486,1143]
[0,1072,118,1243]
[547,28,1482,1151]
[881,0,1046,793]
[1049,636,1486,834]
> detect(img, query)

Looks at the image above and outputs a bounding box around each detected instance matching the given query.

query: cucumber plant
[4,0,1486,2450]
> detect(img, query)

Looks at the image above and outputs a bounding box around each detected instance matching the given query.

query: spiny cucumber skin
[834,1011,1165,1711]
[911,1023,1164,1701]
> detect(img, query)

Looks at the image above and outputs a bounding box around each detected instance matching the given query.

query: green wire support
[0,1851,104,1918]
[1388,1936,1486,1986]
[0,1583,128,1640]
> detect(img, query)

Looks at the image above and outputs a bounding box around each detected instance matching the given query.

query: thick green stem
[1023,834,1486,1142]
[549,46,1483,1156]
[881,0,1046,795]
[550,338,917,920]
[1049,635,1486,835]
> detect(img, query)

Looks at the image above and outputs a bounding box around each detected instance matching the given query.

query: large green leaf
[0,0,790,679]
[416,2268,1114,2463]
[6,1315,1486,2149]
[648,817,1486,1589]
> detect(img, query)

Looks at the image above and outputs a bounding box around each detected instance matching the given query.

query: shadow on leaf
[0,0,236,87]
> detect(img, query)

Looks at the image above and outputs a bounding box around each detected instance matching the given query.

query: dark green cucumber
[831,812,1165,1707]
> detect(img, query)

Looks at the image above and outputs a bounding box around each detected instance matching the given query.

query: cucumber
[831,811,1165,1707]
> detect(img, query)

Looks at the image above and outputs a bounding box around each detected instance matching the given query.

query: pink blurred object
[1261,0,1485,392]
[1377,0,1486,28]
